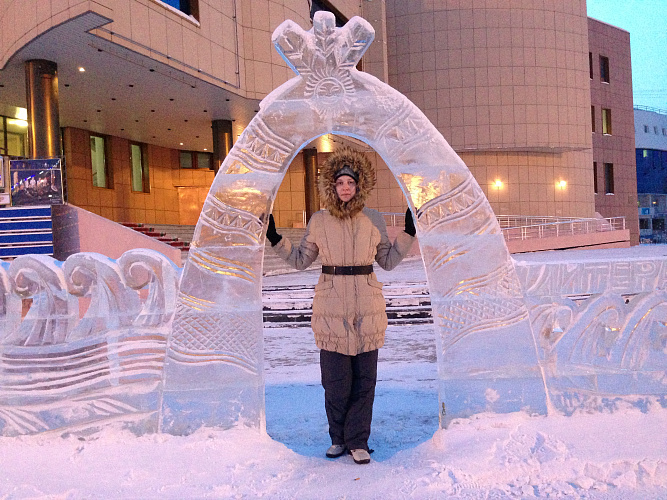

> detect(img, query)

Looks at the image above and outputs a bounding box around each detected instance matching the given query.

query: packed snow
[2,249,667,499]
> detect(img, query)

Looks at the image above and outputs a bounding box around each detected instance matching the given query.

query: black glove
[404,208,416,237]
[266,214,282,246]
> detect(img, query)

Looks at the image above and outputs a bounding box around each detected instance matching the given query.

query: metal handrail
[382,212,404,227]
[379,211,626,242]
[634,105,667,116]
[501,217,626,241]
[496,215,591,229]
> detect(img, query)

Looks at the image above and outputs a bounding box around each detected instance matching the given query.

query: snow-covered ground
[2,248,667,499]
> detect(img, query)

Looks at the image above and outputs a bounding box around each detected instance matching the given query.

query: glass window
[130,143,149,192]
[0,117,5,155]
[655,126,659,135]
[591,106,595,133]
[644,125,650,133]
[604,162,614,194]
[5,117,28,157]
[159,0,199,19]
[90,135,109,188]
[599,55,610,83]
[197,152,212,170]
[639,219,650,230]
[310,0,347,27]
[179,151,193,169]
[589,52,593,79]
[180,150,213,169]
[593,162,598,194]
[653,218,665,231]
[602,108,612,135]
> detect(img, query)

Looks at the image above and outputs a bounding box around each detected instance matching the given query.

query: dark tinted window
[600,56,610,83]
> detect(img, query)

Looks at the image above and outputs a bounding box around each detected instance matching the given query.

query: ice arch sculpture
[159,11,547,434]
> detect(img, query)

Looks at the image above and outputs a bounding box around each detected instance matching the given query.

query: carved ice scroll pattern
[0,250,179,436]
[0,261,21,344]
[63,253,140,340]
[7,255,77,346]
[118,249,179,328]
[516,258,667,414]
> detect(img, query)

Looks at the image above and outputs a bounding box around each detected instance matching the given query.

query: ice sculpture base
[160,385,264,435]
[547,370,667,415]
[159,346,265,435]
[439,375,548,427]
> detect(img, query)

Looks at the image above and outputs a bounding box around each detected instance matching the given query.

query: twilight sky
[587,0,667,110]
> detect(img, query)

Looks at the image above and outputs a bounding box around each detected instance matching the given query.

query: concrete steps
[145,224,316,273]
[262,280,432,327]
[133,223,195,262]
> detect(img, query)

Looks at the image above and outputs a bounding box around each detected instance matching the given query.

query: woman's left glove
[266,214,283,246]
[404,208,416,237]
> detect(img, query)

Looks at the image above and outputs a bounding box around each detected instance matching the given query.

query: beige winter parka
[273,148,415,356]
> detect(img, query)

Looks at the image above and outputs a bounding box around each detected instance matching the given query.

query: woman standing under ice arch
[158,12,546,436]
[266,147,415,464]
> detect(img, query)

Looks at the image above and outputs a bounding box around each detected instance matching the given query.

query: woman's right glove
[404,208,416,237]
[266,214,283,246]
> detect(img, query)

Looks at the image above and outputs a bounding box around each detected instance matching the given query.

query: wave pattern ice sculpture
[158,11,547,434]
[515,257,667,414]
[0,251,178,436]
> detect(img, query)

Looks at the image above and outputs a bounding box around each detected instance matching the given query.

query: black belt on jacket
[321,265,374,275]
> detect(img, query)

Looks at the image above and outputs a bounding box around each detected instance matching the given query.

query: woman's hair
[318,147,376,219]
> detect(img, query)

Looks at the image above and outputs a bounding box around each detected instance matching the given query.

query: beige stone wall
[361,0,388,83]
[63,126,213,225]
[236,0,309,100]
[463,149,594,217]
[387,0,591,151]
[0,1,113,67]
[89,0,242,95]
[385,0,595,219]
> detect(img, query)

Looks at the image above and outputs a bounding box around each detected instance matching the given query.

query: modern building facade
[588,17,638,244]
[635,107,667,242]
[0,1,639,243]
[388,0,596,221]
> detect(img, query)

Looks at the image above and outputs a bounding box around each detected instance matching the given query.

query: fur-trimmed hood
[318,147,376,219]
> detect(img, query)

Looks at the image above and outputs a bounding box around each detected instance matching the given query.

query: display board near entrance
[9,158,63,206]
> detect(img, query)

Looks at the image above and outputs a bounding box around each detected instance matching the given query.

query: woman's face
[335,175,357,202]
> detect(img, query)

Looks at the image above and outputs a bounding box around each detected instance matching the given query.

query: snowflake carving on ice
[272,12,374,119]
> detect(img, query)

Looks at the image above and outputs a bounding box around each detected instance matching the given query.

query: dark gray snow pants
[320,348,379,451]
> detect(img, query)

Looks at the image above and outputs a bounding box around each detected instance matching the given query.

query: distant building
[635,107,667,243]
[588,18,639,245]
[0,1,639,244]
